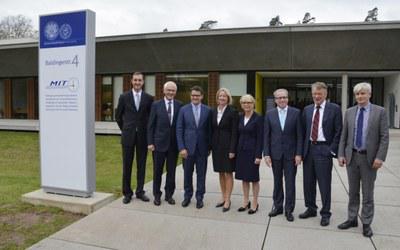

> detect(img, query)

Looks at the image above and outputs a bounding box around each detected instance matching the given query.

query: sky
[1,0,400,37]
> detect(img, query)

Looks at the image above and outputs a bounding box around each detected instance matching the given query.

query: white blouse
[217,105,227,125]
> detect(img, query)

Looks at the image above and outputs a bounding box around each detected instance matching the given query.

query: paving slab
[372,235,400,250]
[46,206,267,250]
[263,224,375,250]
[29,238,110,250]
[372,204,400,237]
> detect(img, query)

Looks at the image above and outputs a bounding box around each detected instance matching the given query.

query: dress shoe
[181,199,190,207]
[299,209,317,219]
[216,201,225,208]
[285,212,294,222]
[248,204,259,214]
[222,201,231,213]
[196,200,204,209]
[165,197,175,205]
[153,197,161,206]
[136,194,150,202]
[122,196,131,204]
[338,220,358,230]
[268,208,283,217]
[238,202,251,212]
[320,217,330,227]
[363,224,373,237]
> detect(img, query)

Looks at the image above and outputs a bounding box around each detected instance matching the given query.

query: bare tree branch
[0,15,38,40]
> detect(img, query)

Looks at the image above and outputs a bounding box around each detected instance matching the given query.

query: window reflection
[263,78,341,113]
[12,78,27,119]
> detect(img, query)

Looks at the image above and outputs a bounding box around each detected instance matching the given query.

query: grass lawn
[0,131,156,250]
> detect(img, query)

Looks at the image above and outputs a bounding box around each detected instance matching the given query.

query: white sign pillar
[39,10,96,197]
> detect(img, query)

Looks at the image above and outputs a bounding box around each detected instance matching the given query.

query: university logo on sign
[40,11,86,48]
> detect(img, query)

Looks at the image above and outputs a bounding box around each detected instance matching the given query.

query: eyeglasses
[191,94,201,97]
[275,96,288,100]
[241,102,253,104]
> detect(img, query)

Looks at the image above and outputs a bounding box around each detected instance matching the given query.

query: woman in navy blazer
[235,94,263,214]
[211,88,238,212]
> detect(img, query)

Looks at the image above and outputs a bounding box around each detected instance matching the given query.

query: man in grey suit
[337,82,389,237]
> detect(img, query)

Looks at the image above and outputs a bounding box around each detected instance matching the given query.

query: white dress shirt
[310,100,327,141]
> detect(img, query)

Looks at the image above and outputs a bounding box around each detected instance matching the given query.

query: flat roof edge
[1,20,400,49]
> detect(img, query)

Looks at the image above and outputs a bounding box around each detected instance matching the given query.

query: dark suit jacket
[338,104,389,166]
[176,103,211,156]
[302,102,342,159]
[264,106,303,160]
[211,105,238,153]
[147,99,183,152]
[237,112,264,158]
[115,90,154,146]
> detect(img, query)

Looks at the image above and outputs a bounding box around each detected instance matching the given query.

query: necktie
[135,93,140,110]
[194,105,200,127]
[279,109,285,130]
[167,101,172,125]
[356,107,365,149]
[311,106,320,142]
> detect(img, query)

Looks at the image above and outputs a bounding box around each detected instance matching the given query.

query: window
[12,78,27,119]
[144,75,155,96]
[101,75,123,121]
[166,74,208,105]
[219,73,247,111]
[0,80,4,118]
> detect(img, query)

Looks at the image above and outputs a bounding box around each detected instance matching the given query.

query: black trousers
[303,144,333,218]
[152,149,178,199]
[272,157,297,213]
[122,137,148,198]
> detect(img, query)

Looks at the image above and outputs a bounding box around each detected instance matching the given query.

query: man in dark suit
[115,72,154,204]
[337,82,389,237]
[264,88,303,222]
[300,82,342,226]
[147,81,182,206]
[176,85,211,209]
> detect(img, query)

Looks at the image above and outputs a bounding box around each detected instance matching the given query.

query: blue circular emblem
[59,24,72,40]
[44,21,59,41]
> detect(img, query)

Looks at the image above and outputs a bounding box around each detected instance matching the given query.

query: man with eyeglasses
[264,89,303,222]
[176,85,211,209]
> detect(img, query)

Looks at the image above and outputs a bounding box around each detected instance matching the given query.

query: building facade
[0,21,399,131]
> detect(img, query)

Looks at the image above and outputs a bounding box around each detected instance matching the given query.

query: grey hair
[163,81,177,90]
[273,88,289,98]
[311,82,328,91]
[353,82,372,94]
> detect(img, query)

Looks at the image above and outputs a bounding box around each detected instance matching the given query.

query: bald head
[163,81,177,100]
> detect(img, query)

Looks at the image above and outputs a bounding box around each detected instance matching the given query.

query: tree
[0,15,38,40]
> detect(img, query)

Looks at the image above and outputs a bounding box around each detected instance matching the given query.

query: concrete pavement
[29,130,400,250]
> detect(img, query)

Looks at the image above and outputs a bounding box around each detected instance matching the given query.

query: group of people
[116,72,389,238]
